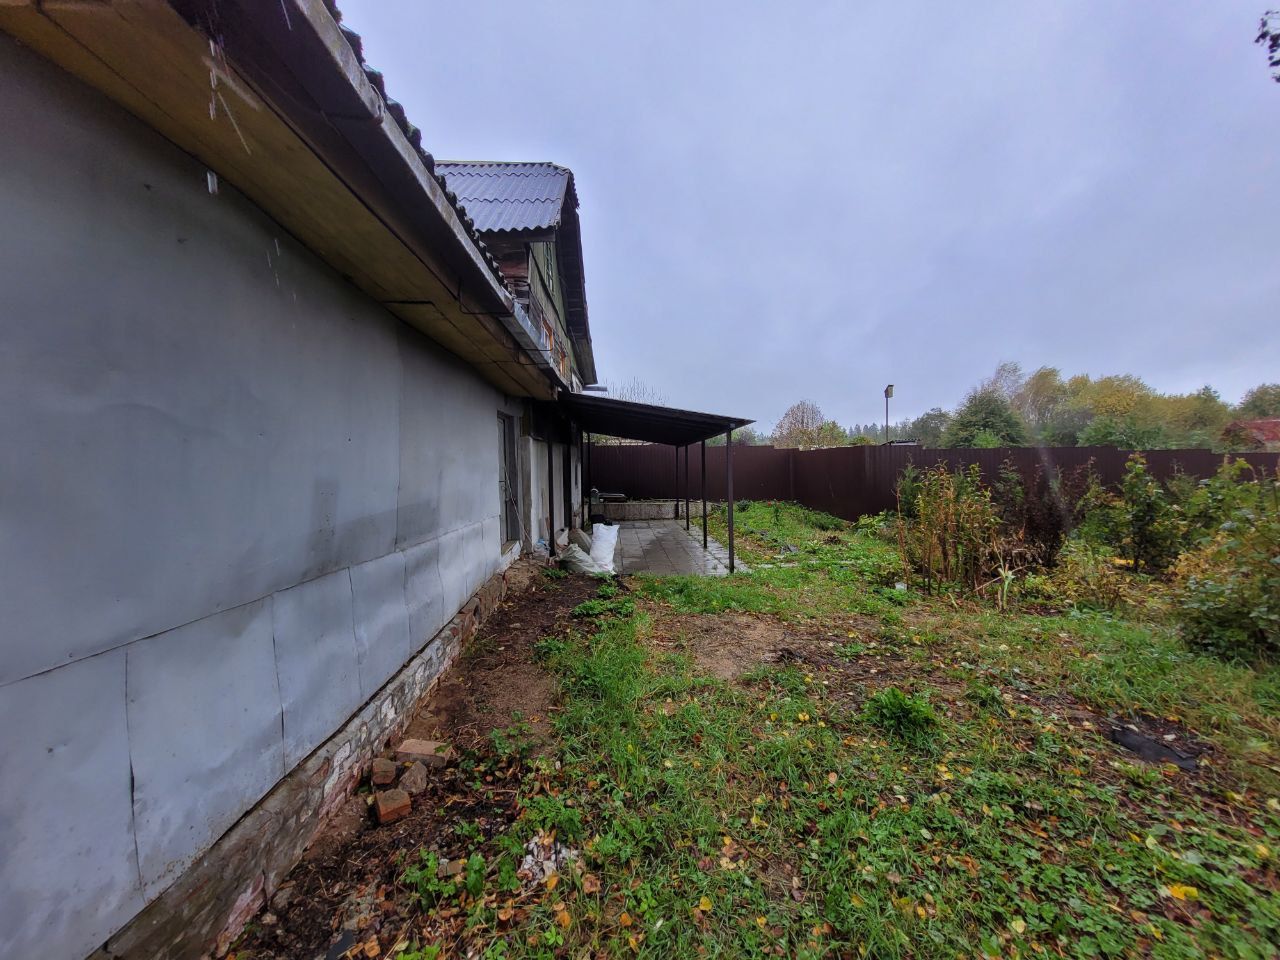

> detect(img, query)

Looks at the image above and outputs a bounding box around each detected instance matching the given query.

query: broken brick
[373,789,410,825]
[398,761,429,796]
[394,738,453,769]
[370,758,397,786]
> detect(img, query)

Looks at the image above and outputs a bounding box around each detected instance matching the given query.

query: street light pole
[884,384,894,444]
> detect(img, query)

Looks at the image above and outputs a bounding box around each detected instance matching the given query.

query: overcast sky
[341,1,1278,430]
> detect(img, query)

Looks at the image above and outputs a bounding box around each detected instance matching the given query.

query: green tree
[771,401,850,449]
[1011,366,1069,436]
[1077,416,1168,450]
[941,390,1027,447]
[905,408,951,447]
[1239,383,1280,418]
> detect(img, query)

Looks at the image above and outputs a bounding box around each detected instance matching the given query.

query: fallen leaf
[545,873,559,891]
[1163,884,1199,901]
[620,911,633,927]
[1010,919,1026,935]
[362,938,381,958]
[699,895,713,912]
[582,873,602,893]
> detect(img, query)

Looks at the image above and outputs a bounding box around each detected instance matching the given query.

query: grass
[402,504,1280,959]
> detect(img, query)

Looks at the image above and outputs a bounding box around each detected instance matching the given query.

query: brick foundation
[89,563,514,960]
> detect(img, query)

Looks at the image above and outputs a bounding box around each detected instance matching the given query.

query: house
[437,162,595,393]
[1221,418,1280,452]
[0,4,596,959]
[439,161,597,540]
[0,3,752,958]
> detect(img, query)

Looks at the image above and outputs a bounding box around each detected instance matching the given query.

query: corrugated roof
[561,394,753,446]
[435,162,573,234]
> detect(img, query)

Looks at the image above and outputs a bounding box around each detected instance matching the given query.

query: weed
[571,597,635,620]
[861,687,939,744]
[541,567,568,580]
[965,680,1007,714]
[402,850,456,908]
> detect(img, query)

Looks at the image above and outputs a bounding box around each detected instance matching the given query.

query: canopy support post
[581,431,589,529]
[725,429,735,573]
[684,445,690,531]
[700,440,707,549]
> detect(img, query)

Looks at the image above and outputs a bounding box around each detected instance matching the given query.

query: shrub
[896,464,1001,594]
[1176,460,1274,545]
[1114,454,1180,572]
[1019,540,1131,612]
[992,460,1093,567]
[862,687,938,744]
[1174,495,1280,662]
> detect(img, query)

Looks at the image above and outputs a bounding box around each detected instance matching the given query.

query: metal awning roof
[562,393,753,446]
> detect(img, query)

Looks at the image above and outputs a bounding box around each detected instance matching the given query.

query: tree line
[763,364,1280,450]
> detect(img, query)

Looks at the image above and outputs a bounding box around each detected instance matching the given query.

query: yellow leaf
[1163,884,1199,901]
[1256,844,1272,860]
[545,874,559,891]
[849,892,864,907]
[1010,919,1026,935]
[699,896,713,912]
[555,908,571,929]
[756,915,767,928]
[620,911,633,927]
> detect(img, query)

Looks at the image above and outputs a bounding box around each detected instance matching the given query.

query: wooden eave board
[0,1,554,399]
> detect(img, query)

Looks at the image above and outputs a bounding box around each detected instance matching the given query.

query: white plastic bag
[589,524,619,574]
[559,543,605,575]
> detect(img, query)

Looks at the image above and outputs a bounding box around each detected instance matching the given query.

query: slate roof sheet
[435,162,573,234]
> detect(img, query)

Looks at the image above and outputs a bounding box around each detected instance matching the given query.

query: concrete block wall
[0,36,519,960]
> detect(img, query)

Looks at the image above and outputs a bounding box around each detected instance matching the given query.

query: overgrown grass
[496,603,1280,958]
[417,502,1280,959]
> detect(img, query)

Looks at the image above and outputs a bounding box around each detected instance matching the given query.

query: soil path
[235,567,597,959]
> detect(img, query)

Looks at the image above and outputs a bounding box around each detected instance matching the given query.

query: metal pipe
[700,439,707,549]
[684,445,690,531]
[725,429,735,573]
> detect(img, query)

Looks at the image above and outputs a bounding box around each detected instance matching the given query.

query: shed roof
[562,393,753,446]
[436,162,573,234]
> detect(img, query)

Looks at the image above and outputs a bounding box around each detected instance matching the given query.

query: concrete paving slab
[611,520,744,576]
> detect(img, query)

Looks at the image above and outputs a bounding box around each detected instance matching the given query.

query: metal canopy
[561,393,752,446]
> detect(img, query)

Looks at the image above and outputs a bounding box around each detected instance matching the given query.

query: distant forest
[730,364,1280,451]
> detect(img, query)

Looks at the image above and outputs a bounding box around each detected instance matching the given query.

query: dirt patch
[645,608,884,681]
[404,570,597,753]
[648,610,790,679]
[235,567,598,960]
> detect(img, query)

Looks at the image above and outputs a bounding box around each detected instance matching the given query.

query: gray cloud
[340,0,1280,429]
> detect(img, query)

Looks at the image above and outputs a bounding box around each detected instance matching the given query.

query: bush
[862,687,938,744]
[896,464,1001,594]
[1175,460,1274,545]
[1018,540,1131,612]
[1174,495,1280,662]
[1113,454,1180,573]
[991,460,1093,567]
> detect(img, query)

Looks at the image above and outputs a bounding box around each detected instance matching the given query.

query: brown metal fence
[586,443,1279,521]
